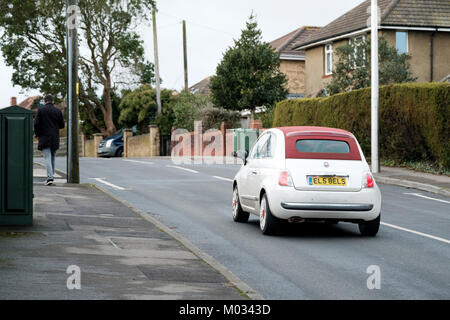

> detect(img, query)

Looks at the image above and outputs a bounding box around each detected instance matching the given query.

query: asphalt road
[36,157,450,299]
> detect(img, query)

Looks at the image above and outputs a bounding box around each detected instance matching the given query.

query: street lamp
[152,6,162,114]
[371,0,380,173]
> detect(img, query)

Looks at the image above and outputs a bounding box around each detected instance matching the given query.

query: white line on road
[108,238,121,250]
[124,160,154,165]
[381,222,450,245]
[92,178,127,191]
[404,193,450,204]
[213,176,234,182]
[166,165,199,174]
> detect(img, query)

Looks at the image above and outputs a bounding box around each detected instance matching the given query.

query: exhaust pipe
[288,217,305,224]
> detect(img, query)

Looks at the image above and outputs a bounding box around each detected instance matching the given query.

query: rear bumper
[281,203,374,212]
[267,186,381,222]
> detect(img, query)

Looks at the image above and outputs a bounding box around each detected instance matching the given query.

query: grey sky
[0,0,364,107]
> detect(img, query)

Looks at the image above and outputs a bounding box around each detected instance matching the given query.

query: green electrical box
[231,129,259,154]
[0,106,34,226]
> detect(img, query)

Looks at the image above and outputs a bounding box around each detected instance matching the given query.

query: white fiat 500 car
[232,126,382,236]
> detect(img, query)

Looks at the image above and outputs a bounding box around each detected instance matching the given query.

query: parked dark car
[97,133,124,158]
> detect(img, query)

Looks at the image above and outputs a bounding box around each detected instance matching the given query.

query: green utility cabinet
[231,129,259,154]
[0,106,34,226]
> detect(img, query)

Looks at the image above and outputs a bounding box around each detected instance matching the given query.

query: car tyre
[232,186,249,223]
[260,194,282,236]
[359,214,381,237]
[116,148,124,158]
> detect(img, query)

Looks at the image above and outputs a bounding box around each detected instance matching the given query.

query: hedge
[273,83,450,169]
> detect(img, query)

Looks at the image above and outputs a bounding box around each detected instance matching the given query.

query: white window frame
[396,31,409,54]
[349,35,366,68]
[324,44,333,76]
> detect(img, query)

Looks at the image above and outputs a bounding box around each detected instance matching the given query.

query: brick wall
[123,125,160,158]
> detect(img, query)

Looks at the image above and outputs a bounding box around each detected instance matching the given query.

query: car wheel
[260,194,281,236]
[116,148,124,158]
[359,214,381,237]
[232,186,249,223]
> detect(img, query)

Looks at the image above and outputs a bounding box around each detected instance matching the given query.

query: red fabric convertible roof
[276,127,362,161]
[276,126,354,137]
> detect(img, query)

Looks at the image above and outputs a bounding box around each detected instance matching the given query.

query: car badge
[324,162,330,168]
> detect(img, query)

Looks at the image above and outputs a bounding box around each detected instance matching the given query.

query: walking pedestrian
[34,95,65,186]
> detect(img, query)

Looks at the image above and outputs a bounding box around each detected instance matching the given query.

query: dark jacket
[34,103,65,151]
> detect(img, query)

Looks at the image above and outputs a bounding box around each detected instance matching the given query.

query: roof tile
[270,26,321,56]
[295,0,450,48]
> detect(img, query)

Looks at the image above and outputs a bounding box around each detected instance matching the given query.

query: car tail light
[363,173,374,188]
[279,171,293,187]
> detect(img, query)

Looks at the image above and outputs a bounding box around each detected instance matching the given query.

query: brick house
[9,95,67,116]
[270,26,320,99]
[293,0,450,97]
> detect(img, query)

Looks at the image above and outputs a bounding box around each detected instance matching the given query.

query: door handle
[251,170,258,175]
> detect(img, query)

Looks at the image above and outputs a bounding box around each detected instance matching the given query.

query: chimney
[10,97,17,106]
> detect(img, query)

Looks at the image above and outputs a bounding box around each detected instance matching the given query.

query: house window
[396,31,408,54]
[349,35,366,68]
[325,44,333,75]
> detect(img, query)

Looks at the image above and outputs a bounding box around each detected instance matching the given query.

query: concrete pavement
[0,164,250,300]
[375,166,450,197]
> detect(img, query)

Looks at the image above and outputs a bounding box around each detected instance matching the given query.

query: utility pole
[152,7,162,114]
[371,0,380,173]
[183,20,189,92]
[66,0,80,183]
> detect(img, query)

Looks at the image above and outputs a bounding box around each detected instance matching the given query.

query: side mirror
[234,150,249,165]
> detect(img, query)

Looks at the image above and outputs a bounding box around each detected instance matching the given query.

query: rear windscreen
[296,140,350,154]
[285,135,362,160]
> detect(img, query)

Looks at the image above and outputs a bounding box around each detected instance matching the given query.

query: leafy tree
[169,92,240,132]
[155,101,176,136]
[210,14,288,113]
[196,106,241,131]
[327,36,416,95]
[256,103,276,128]
[0,0,156,137]
[118,84,174,134]
[80,91,122,137]
[139,61,157,86]
[171,92,210,132]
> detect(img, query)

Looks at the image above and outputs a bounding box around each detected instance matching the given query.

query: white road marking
[92,178,127,191]
[213,176,234,182]
[108,238,121,250]
[166,165,199,174]
[124,160,154,165]
[381,222,450,245]
[404,193,450,204]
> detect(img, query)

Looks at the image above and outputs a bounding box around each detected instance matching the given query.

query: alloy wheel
[260,197,267,231]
